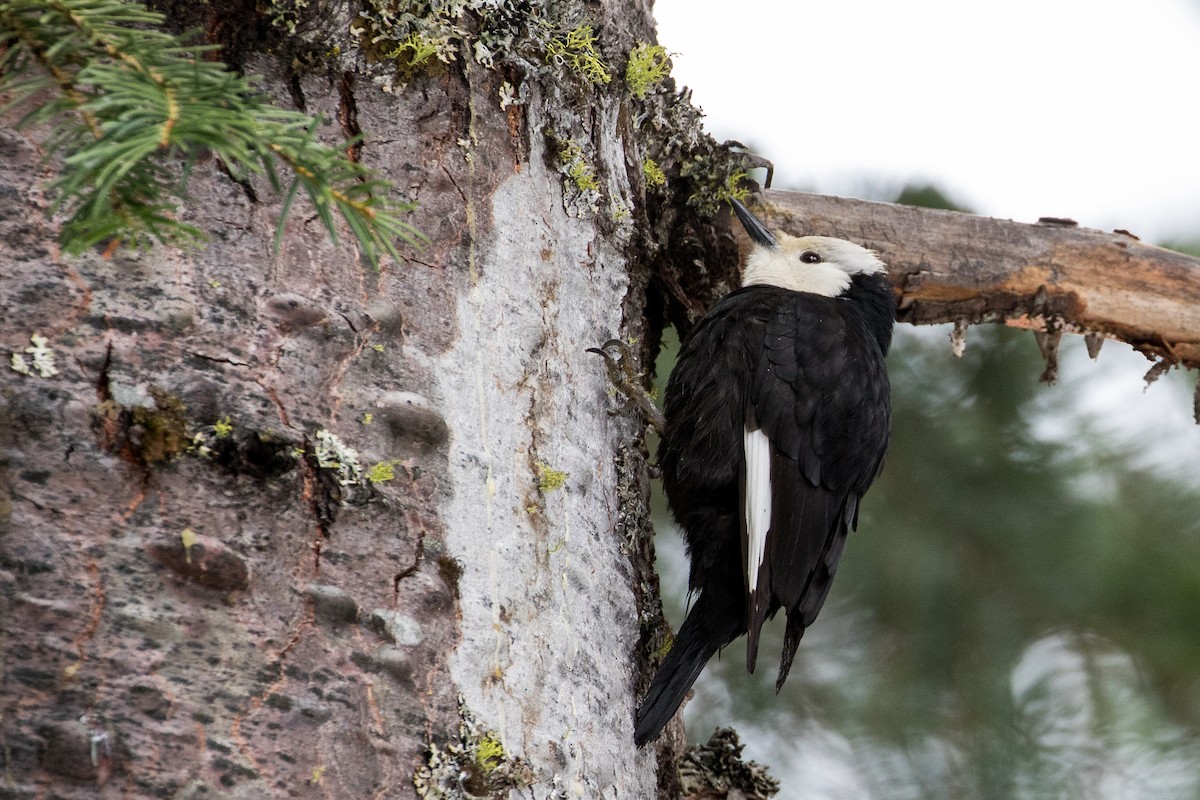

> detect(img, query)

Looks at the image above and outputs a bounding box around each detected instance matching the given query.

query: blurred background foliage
[649,185,1200,798]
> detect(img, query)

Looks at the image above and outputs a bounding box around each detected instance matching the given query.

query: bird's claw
[589,338,666,436]
[723,141,774,189]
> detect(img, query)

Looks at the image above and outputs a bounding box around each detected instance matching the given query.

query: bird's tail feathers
[634,593,739,747]
[775,610,807,691]
[744,589,770,674]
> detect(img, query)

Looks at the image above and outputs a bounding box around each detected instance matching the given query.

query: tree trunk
[1,1,703,796]
[7,3,1198,800]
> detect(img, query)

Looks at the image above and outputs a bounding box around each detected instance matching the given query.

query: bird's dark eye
[800,251,822,264]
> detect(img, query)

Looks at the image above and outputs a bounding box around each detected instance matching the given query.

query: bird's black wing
[746,292,891,684]
[658,288,778,594]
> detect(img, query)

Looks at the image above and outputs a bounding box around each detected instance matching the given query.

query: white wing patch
[743,426,772,592]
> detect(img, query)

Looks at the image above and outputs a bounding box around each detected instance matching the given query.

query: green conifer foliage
[0,0,422,266]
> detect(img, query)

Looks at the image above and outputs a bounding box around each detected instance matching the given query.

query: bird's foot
[722,141,775,188]
[588,338,666,437]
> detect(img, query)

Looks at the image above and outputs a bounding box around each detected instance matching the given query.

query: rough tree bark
[2,1,696,797]
[3,4,1200,800]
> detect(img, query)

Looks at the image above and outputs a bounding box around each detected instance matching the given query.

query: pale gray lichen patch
[679,728,779,799]
[313,428,364,486]
[10,333,59,378]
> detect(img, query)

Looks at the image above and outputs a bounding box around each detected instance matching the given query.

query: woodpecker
[634,199,894,747]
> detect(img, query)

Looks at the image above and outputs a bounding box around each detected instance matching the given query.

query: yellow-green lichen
[383,31,455,74]
[642,157,667,187]
[180,527,197,565]
[413,696,531,798]
[536,462,567,493]
[348,0,464,88]
[366,459,401,484]
[212,416,234,439]
[474,735,505,774]
[723,172,752,203]
[625,62,756,221]
[557,140,598,192]
[569,160,598,192]
[547,131,604,216]
[683,149,754,216]
[625,42,671,99]
[653,631,675,663]
[546,24,610,85]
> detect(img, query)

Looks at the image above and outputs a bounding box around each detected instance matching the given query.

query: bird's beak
[732,198,779,249]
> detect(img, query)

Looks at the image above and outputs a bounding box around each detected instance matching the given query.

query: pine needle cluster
[0,0,422,267]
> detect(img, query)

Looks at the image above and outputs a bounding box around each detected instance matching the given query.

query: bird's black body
[634,216,894,747]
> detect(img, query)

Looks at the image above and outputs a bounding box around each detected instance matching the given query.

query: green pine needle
[0,0,424,268]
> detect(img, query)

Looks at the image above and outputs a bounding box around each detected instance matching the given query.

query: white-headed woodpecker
[634,199,894,746]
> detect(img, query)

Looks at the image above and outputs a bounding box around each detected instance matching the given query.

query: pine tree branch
[0,0,423,268]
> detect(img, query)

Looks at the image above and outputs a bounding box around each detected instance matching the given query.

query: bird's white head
[733,200,886,297]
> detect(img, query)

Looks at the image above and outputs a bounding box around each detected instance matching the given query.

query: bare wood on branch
[753,189,1200,371]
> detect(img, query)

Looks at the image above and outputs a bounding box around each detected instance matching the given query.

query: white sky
[653,0,1200,244]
